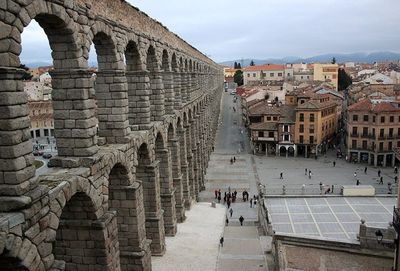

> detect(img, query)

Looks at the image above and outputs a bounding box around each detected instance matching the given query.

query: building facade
[347,99,400,166]
[313,63,339,90]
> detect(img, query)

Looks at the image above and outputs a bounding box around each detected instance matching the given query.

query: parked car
[42,153,52,159]
[33,150,43,156]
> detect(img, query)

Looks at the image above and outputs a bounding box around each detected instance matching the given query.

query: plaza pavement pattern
[265,196,396,241]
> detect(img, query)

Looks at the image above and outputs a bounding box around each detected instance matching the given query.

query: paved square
[265,197,396,241]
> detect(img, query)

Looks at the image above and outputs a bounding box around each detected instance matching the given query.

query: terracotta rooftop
[296,100,336,110]
[348,98,400,113]
[243,64,285,72]
[249,122,278,131]
[248,101,280,116]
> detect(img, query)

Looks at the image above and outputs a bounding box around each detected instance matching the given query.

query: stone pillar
[185,72,192,102]
[139,161,165,255]
[190,118,199,198]
[156,148,177,236]
[190,72,197,100]
[96,70,129,144]
[51,69,98,157]
[0,68,35,196]
[110,183,151,271]
[126,70,151,130]
[149,69,165,121]
[186,121,195,205]
[180,71,188,103]
[173,68,182,110]
[169,138,185,222]
[54,211,121,271]
[179,126,191,209]
[163,71,175,115]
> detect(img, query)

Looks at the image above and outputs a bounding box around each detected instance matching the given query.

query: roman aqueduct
[0,0,223,270]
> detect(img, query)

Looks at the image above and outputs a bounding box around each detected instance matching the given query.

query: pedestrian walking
[225,217,229,226]
[354,172,357,178]
[280,172,283,179]
[388,182,393,194]
[230,158,233,164]
[212,146,214,152]
[364,167,368,174]
[378,169,381,177]
[319,182,323,195]
[214,189,218,199]
[239,216,244,226]
[333,161,336,167]
[356,179,360,185]
[379,176,384,185]
[220,236,224,247]
[301,184,305,194]
[229,208,233,217]
[233,156,236,162]
[305,168,307,175]
[309,171,312,179]
[395,175,398,184]
[227,199,231,209]
[217,195,221,203]
[250,198,253,208]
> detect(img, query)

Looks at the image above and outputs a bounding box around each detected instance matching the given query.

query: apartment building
[243,64,290,85]
[294,97,337,158]
[313,63,339,90]
[347,98,400,167]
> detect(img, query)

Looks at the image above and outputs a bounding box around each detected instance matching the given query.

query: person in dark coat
[239,216,244,226]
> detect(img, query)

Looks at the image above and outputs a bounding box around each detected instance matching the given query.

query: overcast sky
[20,0,400,64]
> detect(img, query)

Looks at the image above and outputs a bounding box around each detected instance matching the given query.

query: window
[373,116,376,123]
[389,128,394,137]
[299,113,304,122]
[258,131,264,137]
[363,115,368,122]
[273,116,278,121]
[380,129,384,138]
[309,124,315,133]
[362,127,368,136]
[372,128,375,137]
[301,76,303,79]
[278,73,283,77]
[35,130,40,137]
[284,134,290,141]
[253,73,256,77]
[389,141,393,150]
[268,131,274,138]
[352,140,357,148]
[299,124,304,133]
[352,114,358,122]
[352,127,358,136]
[44,129,49,136]
[247,74,250,77]
[310,136,314,143]
[267,116,271,121]
[362,140,367,149]
[270,73,274,77]
[283,125,289,132]
[398,127,400,136]
[398,141,400,148]
[287,73,290,77]
[390,116,394,123]
[379,142,384,151]
[381,116,385,123]
[299,135,304,143]
[310,113,315,122]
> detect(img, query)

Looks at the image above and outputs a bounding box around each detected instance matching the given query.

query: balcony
[361,133,369,138]
[350,133,359,137]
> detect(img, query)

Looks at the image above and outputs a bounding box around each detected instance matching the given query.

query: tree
[234,62,238,69]
[19,64,33,81]
[237,63,242,69]
[233,70,243,86]
[250,60,255,66]
[338,68,352,91]
[331,57,336,64]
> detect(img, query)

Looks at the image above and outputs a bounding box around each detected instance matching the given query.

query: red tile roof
[348,98,400,113]
[243,64,285,72]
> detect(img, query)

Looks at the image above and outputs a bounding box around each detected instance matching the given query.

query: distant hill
[219,52,400,67]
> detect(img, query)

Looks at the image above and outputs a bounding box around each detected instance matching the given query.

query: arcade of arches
[0,0,223,270]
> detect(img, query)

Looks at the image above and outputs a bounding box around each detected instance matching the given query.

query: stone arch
[52,187,120,270]
[136,143,165,255]
[280,146,287,157]
[147,45,165,121]
[0,233,39,270]
[89,23,129,143]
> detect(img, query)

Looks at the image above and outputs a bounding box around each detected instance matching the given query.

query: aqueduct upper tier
[0,0,223,270]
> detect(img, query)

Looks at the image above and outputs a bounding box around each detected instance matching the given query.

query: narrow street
[200,90,269,271]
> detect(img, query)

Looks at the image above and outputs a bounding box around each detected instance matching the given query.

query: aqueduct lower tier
[0,0,224,270]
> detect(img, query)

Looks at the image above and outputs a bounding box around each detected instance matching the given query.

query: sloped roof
[243,64,285,72]
[249,122,278,131]
[348,99,373,111]
[248,101,280,116]
[296,100,336,110]
[278,105,296,123]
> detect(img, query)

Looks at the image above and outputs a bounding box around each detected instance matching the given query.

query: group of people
[214,189,241,209]
[230,156,236,164]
